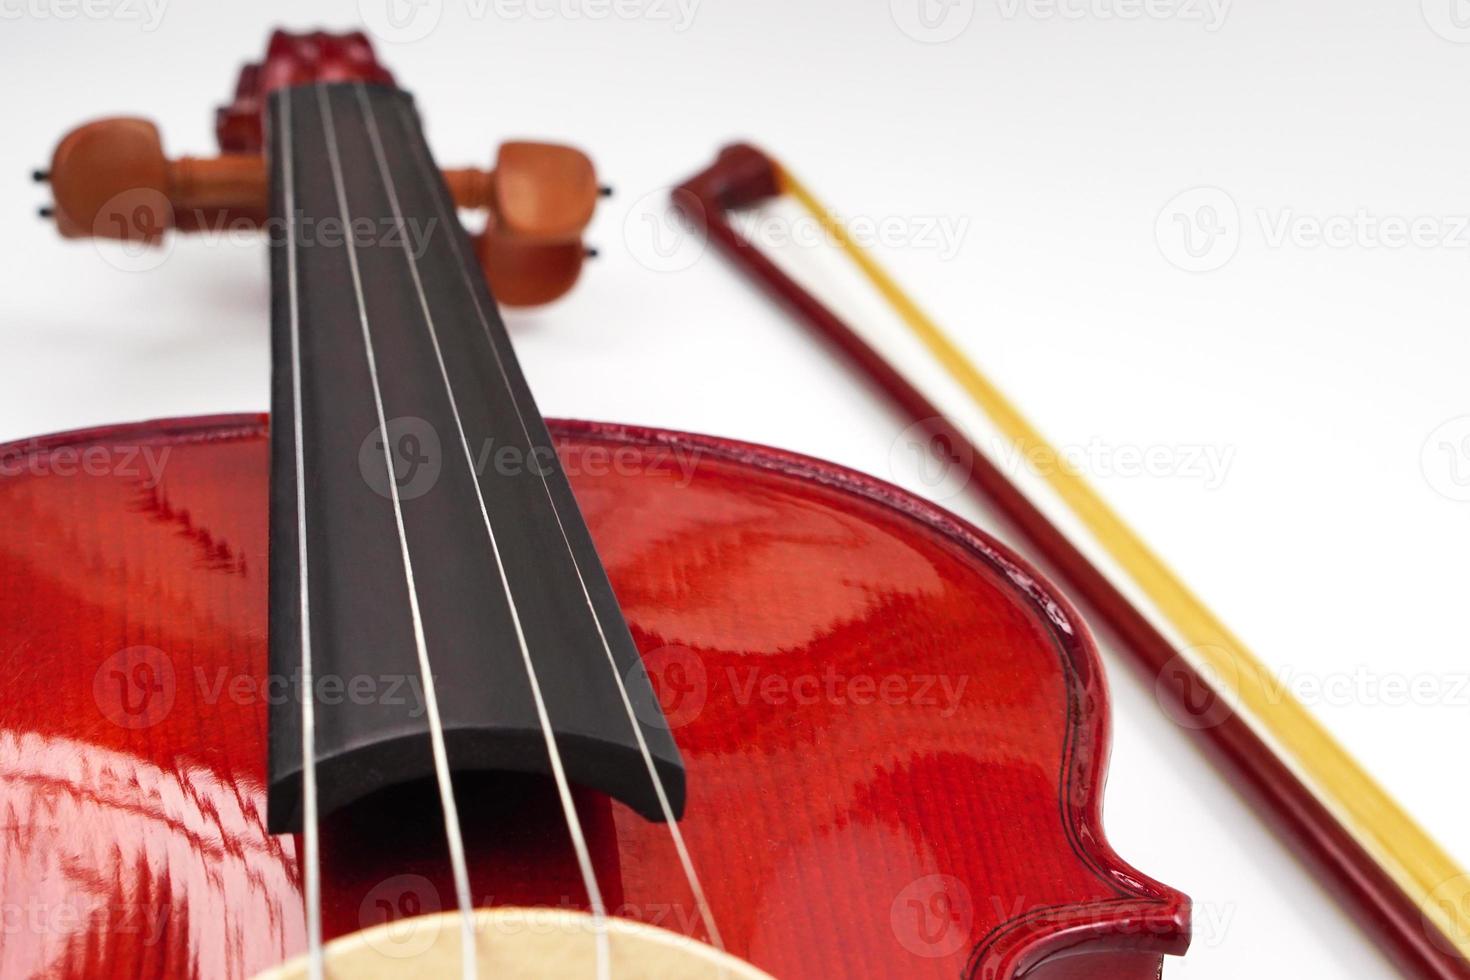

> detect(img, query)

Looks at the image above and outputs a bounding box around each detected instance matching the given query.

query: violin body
[0,414,1188,980]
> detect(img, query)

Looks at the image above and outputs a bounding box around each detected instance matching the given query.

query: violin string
[357,84,613,980]
[316,83,480,980]
[393,98,724,956]
[279,88,325,980]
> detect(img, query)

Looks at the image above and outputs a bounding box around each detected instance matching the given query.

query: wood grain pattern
[0,415,1188,979]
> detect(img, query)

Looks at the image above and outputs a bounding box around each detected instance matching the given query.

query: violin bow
[673,144,1470,980]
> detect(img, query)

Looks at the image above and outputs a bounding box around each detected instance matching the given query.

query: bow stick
[673,143,1470,980]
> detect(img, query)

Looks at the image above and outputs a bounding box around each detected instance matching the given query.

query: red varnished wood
[216,31,394,154]
[0,415,1188,979]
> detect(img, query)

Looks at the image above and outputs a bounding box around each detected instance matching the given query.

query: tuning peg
[490,142,599,241]
[440,141,606,304]
[41,117,605,304]
[475,233,586,307]
[44,118,174,242]
[32,169,49,183]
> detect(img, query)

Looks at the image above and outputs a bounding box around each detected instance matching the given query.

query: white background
[3,1,1469,976]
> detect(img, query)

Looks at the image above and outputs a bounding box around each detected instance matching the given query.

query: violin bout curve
[0,415,1188,980]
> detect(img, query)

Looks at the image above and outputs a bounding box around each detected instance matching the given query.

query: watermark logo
[994,436,1235,490]
[1158,188,1470,273]
[489,0,701,30]
[890,874,974,958]
[360,874,443,959]
[1158,652,1470,722]
[91,188,175,273]
[556,442,702,489]
[0,443,171,487]
[0,0,168,30]
[361,0,701,44]
[889,420,975,502]
[93,646,176,730]
[1421,416,1470,502]
[889,421,1235,500]
[359,416,443,502]
[359,0,444,43]
[1257,210,1470,252]
[1153,646,1239,730]
[1422,0,1470,42]
[727,665,971,718]
[0,898,171,943]
[623,186,707,273]
[627,645,709,730]
[1156,186,1240,273]
[88,198,440,274]
[353,421,704,500]
[993,0,1231,31]
[891,0,975,43]
[1272,666,1470,710]
[194,668,431,717]
[623,189,969,271]
[1424,874,1470,955]
[729,209,971,262]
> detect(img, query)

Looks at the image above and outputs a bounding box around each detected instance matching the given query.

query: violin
[1,30,1196,979]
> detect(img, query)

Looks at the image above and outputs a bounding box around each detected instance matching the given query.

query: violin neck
[263,81,683,832]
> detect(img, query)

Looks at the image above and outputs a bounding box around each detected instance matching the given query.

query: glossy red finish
[0,415,1188,979]
[215,31,394,154]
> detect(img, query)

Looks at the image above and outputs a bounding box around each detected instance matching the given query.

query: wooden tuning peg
[38,118,602,305]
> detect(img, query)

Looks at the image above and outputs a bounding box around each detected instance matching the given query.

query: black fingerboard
[265,82,683,832]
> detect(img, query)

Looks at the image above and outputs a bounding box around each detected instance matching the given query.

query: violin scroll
[215,30,395,155]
